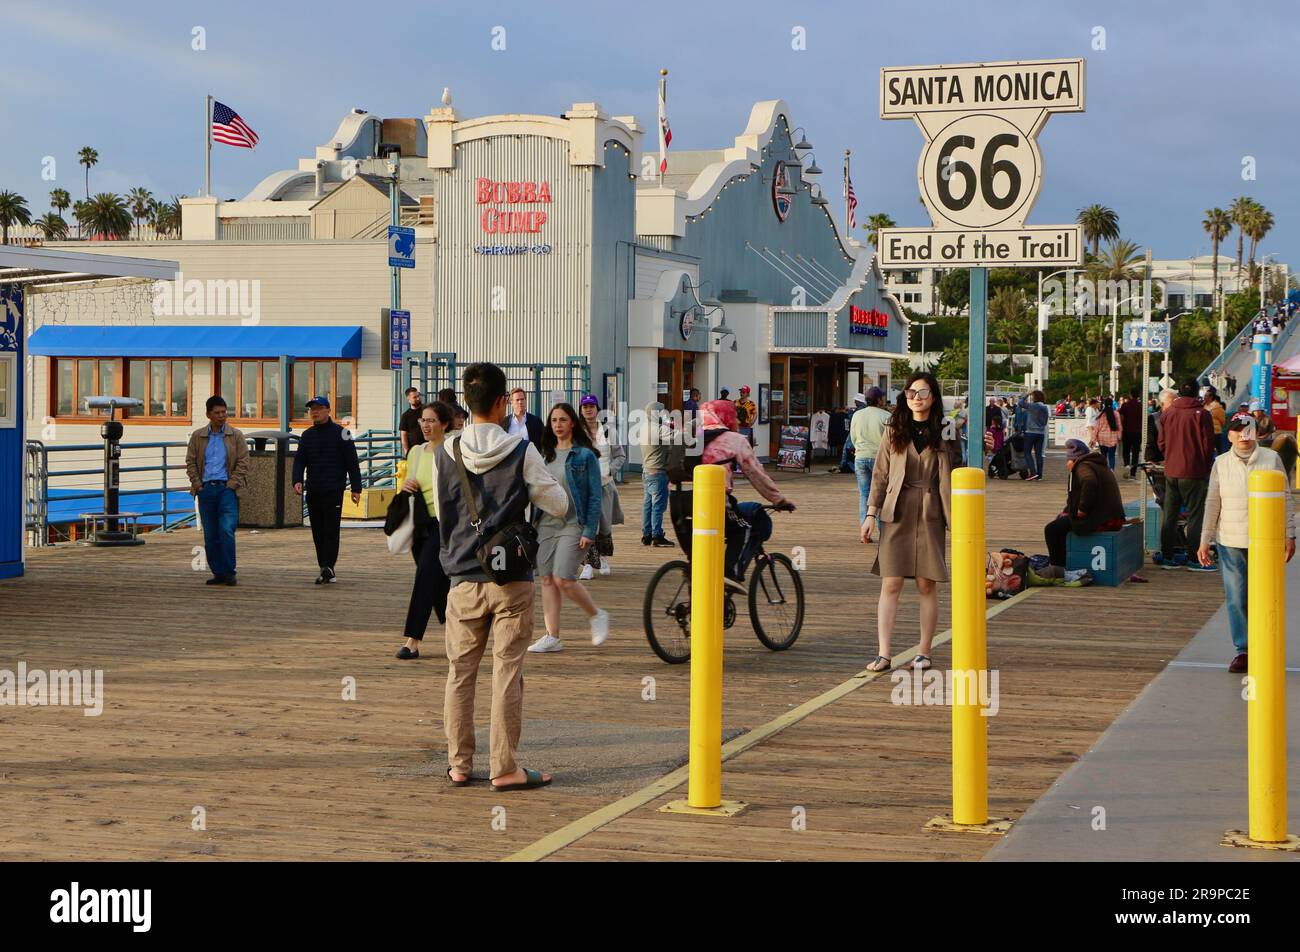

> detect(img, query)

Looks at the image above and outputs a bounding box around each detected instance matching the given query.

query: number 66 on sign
[878,57,1086,268]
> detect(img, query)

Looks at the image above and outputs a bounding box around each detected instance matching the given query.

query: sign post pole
[968,268,988,470]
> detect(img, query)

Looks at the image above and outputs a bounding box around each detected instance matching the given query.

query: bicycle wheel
[748,551,804,651]
[643,559,692,664]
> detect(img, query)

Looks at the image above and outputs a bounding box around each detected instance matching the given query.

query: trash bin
[240,431,302,529]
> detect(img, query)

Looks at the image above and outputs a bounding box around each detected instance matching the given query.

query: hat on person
[1248,399,1262,412]
[579,394,600,408]
[739,385,751,394]
[1064,438,1090,461]
[305,395,330,408]
[1228,413,1258,439]
[863,386,885,404]
[852,391,867,406]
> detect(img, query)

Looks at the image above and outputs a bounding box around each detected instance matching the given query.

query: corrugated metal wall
[220,218,310,241]
[431,136,591,366]
[772,309,830,348]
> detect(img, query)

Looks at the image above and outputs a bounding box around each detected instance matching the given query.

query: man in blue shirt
[185,395,250,585]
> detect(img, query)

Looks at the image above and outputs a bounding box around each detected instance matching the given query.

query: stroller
[1137,462,1189,560]
[987,431,1031,480]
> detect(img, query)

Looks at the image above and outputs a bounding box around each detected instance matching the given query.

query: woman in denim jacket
[526,402,611,653]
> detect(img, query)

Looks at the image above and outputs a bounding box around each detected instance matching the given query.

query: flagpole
[204,95,212,197]
[658,69,667,188]
[843,149,850,237]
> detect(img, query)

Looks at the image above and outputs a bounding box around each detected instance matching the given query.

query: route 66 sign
[877,58,1086,267]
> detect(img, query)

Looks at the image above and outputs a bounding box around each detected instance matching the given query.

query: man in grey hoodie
[639,400,676,547]
[436,362,568,791]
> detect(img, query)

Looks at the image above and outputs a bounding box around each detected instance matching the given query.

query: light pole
[1109,294,1144,397]
[1259,252,1280,310]
[1035,268,1076,391]
[912,320,935,371]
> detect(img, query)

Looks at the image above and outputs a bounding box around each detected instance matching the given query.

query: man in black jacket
[292,395,362,584]
[1037,439,1126,584]
[503,387,545,445]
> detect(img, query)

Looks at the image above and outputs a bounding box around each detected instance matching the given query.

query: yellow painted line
[503,585,1043,862]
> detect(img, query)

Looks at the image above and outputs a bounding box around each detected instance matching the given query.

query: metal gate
[403,353,591,418]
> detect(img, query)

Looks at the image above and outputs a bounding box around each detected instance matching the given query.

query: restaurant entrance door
[767,355,863,456]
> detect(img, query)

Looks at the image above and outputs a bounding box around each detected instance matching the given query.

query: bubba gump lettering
[476,177,552,234]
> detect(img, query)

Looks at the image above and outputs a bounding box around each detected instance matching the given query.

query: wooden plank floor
[0,453,1224,861]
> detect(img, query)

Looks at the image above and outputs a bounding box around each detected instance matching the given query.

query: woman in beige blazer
[860,371,961,672]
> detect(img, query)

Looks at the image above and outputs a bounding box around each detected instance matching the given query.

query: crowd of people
[183,357,1296,786]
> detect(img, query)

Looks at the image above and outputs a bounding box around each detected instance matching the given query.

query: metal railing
[25,440,192,546]
[1200,309,1297,382]
[25,429,403,546]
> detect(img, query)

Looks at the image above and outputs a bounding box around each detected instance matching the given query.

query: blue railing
[26,429,403,545]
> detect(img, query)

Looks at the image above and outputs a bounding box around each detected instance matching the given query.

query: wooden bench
[1066,520,1144,586]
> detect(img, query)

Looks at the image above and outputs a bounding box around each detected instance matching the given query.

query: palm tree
[1093,238,1144,282]
[1228,196,1254,279]
[0,191,32,244]
[865,212,896,248]
[1076,204,1119,257]
[35,212,69,241]
[127,187,153,239]
[49,187,71,220]
[1243,204,1273,278]
[152,195,183,238]
[83,192,132,240]
[1202,207,1232,306]
[77,146,99,200]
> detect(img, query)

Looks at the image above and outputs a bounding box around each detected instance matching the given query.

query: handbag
[386,494,415,556]
[453,439,538,585]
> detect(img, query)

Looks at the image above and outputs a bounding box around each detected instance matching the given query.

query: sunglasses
[905,388,932,400]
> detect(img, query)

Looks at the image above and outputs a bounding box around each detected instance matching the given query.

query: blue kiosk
[0,246,178,580]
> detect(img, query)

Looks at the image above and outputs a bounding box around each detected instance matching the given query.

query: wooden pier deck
[0,456,1225,861]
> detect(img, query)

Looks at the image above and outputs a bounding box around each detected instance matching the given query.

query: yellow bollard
[1247,468,1288,843]
[688,464,725,809]
[660,464,745,817]
[950,467,989,826]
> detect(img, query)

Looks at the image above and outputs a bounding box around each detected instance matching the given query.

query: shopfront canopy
[27,325,363,358]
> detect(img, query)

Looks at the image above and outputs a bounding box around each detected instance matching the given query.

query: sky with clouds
[2,0,1295,266]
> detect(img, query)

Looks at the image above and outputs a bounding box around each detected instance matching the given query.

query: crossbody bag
[453,439,538,584]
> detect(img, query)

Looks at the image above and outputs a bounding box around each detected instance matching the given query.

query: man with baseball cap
[292,395,362,584]
[1198,412,1296,672]
[734,385,758,450]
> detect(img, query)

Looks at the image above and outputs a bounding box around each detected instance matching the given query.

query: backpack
[665,428,727,484]
[452,439,539,585]
[986,548,1029,599]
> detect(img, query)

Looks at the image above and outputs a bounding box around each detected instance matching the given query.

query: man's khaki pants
[444,579,534,780]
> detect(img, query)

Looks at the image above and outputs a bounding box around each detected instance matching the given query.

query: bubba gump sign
[476,178,551,233]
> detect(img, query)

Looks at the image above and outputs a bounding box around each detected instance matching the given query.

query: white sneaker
[527,634,564,653]
[599,558,611,576]
[579,564,594,581]
[590,609,610,647]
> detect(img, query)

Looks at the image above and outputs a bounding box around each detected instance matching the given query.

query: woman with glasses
[859,371,962,673]
[394,400,454,660]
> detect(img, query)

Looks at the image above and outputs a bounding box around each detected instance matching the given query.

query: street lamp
[1259,252,1280,310]
[912,320,936,371]
[1035,268,1077,391]
[1109,294,1144,397]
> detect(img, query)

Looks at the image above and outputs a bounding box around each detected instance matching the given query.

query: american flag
[846,175,858,229]
[211,101,259,149]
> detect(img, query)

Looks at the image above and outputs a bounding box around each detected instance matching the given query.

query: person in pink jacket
[696,400,795,591]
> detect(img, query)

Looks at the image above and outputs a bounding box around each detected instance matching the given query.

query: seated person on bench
[1039,438,1125,583]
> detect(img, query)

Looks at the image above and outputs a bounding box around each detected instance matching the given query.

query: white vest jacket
[1205,445,1293,549]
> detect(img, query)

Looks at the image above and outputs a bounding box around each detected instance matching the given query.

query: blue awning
[27,325,364,358]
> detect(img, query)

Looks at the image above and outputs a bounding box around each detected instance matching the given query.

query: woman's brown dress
[871,441,949,582]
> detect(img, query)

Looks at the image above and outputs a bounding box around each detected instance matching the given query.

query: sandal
[491,767,552,792]
[447,768,471,787]
[865,655,891,673]
[912,654,932,671]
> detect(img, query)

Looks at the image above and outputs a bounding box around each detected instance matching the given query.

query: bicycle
[642,488,805,664]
